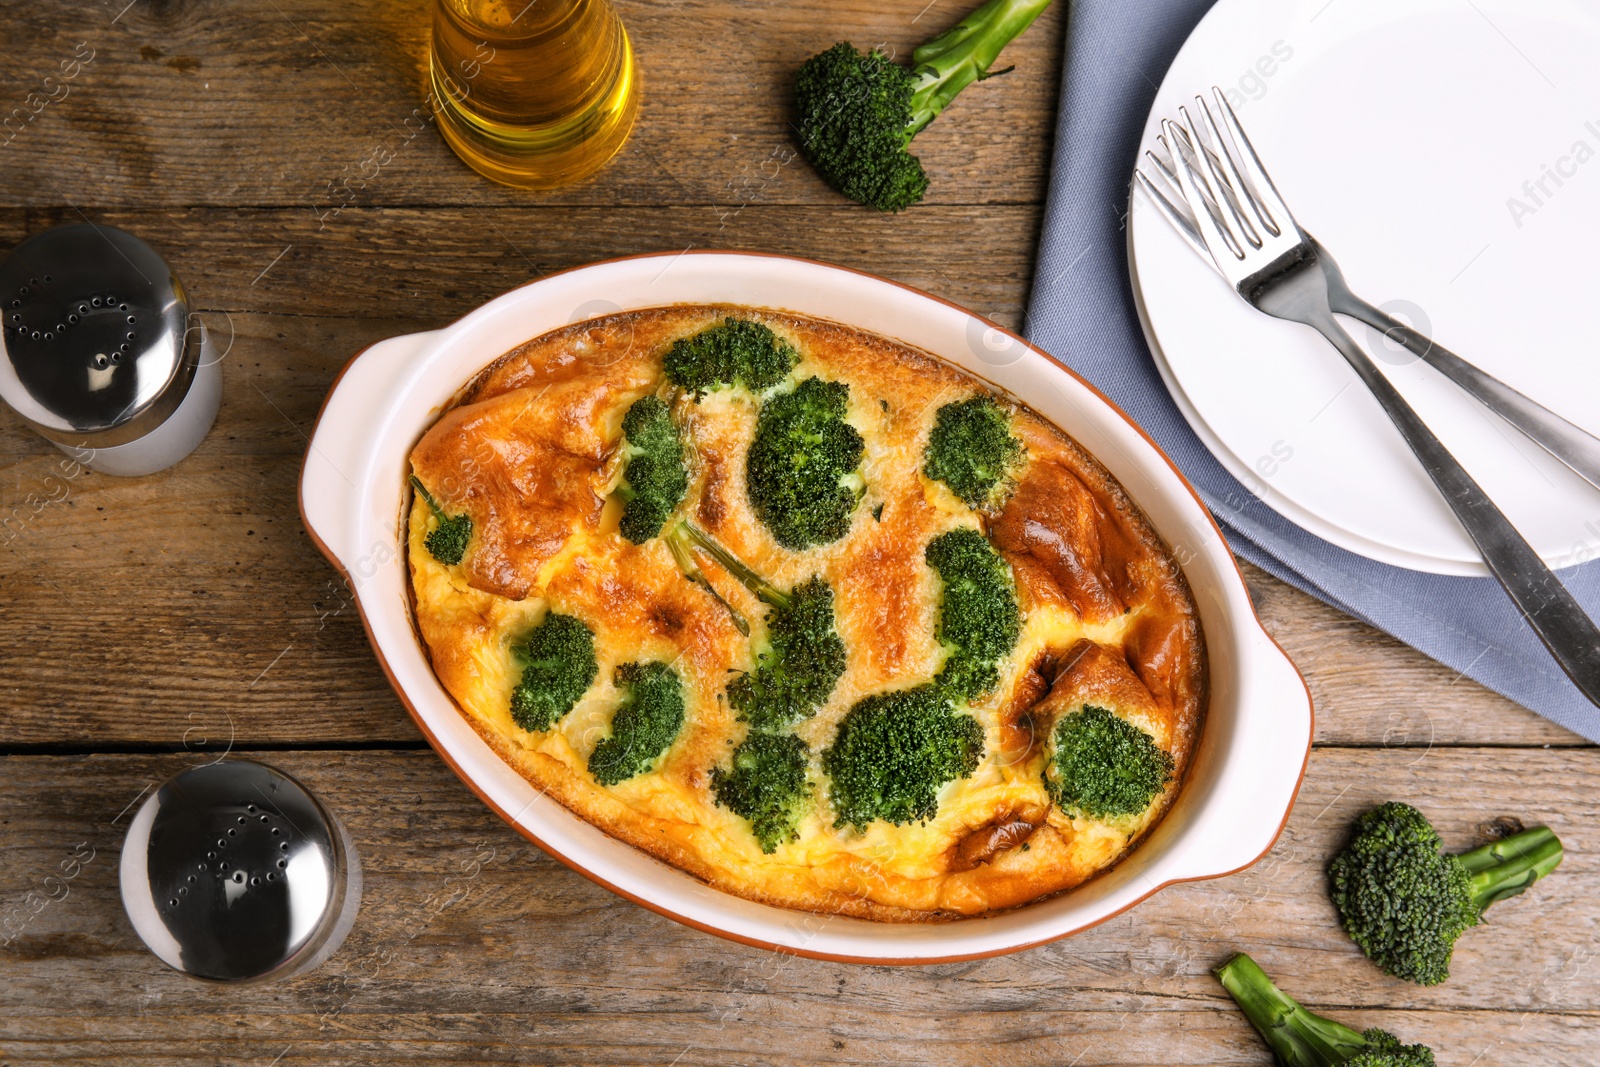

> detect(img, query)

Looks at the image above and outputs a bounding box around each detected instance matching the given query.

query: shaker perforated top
[119,761,362,983]
[0,223,199,447]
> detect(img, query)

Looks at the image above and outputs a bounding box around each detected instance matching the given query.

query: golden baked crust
[407,305,1206,921]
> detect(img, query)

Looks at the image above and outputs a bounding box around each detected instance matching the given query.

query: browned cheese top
[407,305,1206,921]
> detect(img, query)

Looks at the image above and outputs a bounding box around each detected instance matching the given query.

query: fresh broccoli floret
[410,475,473,565]
[926,528,1020,701]
[822,685,983,829]
[729,577,847,732]
[1047,705,1173,819]
[1328,802,1563,986]
[746,376,866,549]
[794,45,928,214]
[794,0,1056,212]
[711,731,813,853]
[923,395,1025,510]
[615,395,689,543]
[509,613,599,732]
[663,317,798,395]
[1215,953,1436,1067]
[1345,1032,1438,1067]
[588,661,686,786]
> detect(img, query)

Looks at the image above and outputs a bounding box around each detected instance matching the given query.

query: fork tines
[1138,88,1306,286]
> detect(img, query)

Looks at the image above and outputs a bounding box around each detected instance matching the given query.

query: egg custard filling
[406,306,1206,921]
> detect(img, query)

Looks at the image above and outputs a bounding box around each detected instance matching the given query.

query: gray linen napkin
[1022,0,1600,741]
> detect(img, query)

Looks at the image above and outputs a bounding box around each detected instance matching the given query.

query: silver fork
[1137,122,1600,493]
[1148,87,1600,707]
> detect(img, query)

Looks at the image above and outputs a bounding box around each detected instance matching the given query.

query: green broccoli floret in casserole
[614,395,690,543]
[822,685,984,830]
[745,376,867,550]
[711,731,813,854]
[1045,704,1173,820]
[588,661,687,786]
[922,394,1025,511]
[509,612,599,733]
[662,317,798,396]
[925,527,1021,702]
[410,474,473,566]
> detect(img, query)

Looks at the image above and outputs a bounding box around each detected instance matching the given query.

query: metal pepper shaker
[0,223,221,476]
[119,761,363,983]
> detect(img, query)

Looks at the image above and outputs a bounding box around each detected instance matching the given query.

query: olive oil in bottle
[429,0,639,189]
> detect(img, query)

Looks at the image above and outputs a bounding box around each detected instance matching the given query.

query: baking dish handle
[1164,624,1313,882]
[300,329,442,570]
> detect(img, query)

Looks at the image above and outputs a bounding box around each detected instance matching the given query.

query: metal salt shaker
[119,761,363,983]
[0,223,221,476]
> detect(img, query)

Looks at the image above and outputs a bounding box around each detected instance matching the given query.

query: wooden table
[1,2,1594,1063]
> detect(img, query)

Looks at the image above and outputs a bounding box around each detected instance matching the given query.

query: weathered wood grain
[0,204,1043,324]
[1,0,1593,1061]
[0,1010,1594,1067]
[0,0,1065,210]
[0,748,1595,1066]
[1240,563,1587,748]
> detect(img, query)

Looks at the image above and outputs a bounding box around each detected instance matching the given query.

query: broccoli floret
[1047,705,1173,819]
[509,613,599,732]
[663,317,798,395]
[1328,802,1563,985]
[822,685,983,829]
[1346,1032,1439,1067]
[923,395,1025,510]
[663,522,846,728]
[615,395,689,543]
[794,45,928,214]
[1215,953,1435,1067]
[410,475,473,565]
[926,528,1020,701]
[746,376,866,549]
[711,731,812,853]
[794,0,1056,212]
[729,577,847,731]
[588,661,686,786]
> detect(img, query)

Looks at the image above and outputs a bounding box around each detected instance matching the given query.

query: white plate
[1129,0,1600,576]
[299,252,1312,962]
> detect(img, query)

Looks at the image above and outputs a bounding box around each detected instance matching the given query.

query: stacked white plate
[1129,0,1600,576]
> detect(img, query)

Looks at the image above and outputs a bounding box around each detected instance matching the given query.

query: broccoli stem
[1214,954,1368,1067]
[906,0,1054,136]
[673,521,792,610]
[663,525,751,636]
[409,475,449,521]
[1458,825,1563,912]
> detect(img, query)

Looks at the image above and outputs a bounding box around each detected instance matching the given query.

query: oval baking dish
[299,251,1312,962]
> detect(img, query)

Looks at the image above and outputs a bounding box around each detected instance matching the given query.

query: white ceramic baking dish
[299,251,1312,963]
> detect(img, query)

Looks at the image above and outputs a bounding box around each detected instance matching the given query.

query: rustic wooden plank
[1,747,1594,1067]
[4,0,1588,1063]
[0,314,413,748]
[0,310,1586,749]
[0,0,1065,210]
[1239,563,1587,748]
[0,205,1043,325]
[0,1009,1592,1067]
